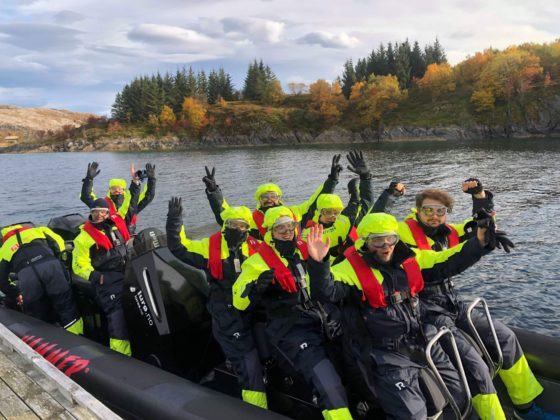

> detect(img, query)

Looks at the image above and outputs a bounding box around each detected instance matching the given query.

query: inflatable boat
[0,214,558,419]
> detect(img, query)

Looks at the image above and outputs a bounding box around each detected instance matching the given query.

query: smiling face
[91,209,109,223]
[260,192,280,208]
[418,198,448,227]
[365,234,399,263]
[319,208,341,224]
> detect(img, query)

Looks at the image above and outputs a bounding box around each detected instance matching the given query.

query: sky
[0,0,558,115]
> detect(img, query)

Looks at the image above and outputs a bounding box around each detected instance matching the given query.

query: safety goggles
[110,186,125,194]
[273,221,297,235]
[419,205,448,217]
[260,192,279,201]
[365,233,400,248]
[90,208,109,214]
[225,219,250,232]
[320,208,342,218]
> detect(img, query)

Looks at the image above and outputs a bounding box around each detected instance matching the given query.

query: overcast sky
[0,0,558,115]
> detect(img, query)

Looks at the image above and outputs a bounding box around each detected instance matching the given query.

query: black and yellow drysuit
[166,201,267,409]
[0,224,82,334]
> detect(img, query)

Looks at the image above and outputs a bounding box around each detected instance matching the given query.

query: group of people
[0,151,557,420]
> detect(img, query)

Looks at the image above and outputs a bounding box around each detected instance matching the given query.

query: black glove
[388,181,405,197]
[167,197,183,219]
[86,162,100,180]
[346,149,371,180]
[473,209,499,249]
[241,269,275,298]
[494,230,515,253]
[347,178,359,201]
[463,177,483,195]
[202,166,218,192]
[145,163,156,180]
[329,154,343,181]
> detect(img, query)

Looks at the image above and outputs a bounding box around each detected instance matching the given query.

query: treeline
[106,39,560,140]
[111,67,235,123]
[341,38,446,97]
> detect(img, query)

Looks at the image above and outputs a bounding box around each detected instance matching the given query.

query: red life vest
[83,215,131,251]
[343,246,424,308]
[256,240,309,293]
[404,219,459,250]
[208,231,259,280]
[105,196,137,228]
[2,226,32,244]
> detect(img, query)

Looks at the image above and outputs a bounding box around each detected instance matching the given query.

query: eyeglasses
[320,209,342,217]
[420,205,448,217]
[273,221,297,235]
[225,219,250,232]
[260,192,279,201]
[366,234,399,248]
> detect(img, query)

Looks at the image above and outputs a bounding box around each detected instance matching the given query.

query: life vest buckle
[390,291,403,304]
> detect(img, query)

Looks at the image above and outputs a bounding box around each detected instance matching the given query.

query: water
[1,139,559,336]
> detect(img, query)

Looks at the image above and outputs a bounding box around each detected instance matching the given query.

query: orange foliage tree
[308,79,347,124]
[350,75,406,132]
[159,105,176,127]
[417,63,456,99]
[455,49,494,85]
[181,97,208,134]
[471,47,543,130]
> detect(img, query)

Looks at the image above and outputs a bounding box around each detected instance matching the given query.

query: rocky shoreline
[2,123,559,154]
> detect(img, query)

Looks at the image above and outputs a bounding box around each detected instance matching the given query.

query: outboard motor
[123,227,222,380]
[47,213,87,241]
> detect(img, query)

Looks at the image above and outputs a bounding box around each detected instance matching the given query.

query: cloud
[0,23,82,51]
[0,87,45,105]
[53,10,85,24]
[221,17,285,43]
[297,31,360,49]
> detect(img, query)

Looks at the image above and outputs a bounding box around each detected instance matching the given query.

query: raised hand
[329,154,343,181]
[202,166,217,192]
[347,149,371,179]
[388,181,406,197]
[167,196,183,219]
[145,163,156,180]
[462,178,483,195]
[307,224,331,262]
[86,162,100,179]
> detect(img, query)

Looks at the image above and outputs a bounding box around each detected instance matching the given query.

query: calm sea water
[1,139,559,336]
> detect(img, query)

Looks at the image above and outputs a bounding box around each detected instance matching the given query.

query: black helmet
[90,198,110,211]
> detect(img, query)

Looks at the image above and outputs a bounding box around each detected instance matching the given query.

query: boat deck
[0,323,119,420]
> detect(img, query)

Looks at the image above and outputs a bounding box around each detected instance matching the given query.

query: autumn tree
[417,63,456,99]
[309,79,346,124]
[455,49,494,86]
[261,80,284,105]
[471,47,543,134]
[350,75,406,136]
[159,105,176,127]
[181,97,208,134]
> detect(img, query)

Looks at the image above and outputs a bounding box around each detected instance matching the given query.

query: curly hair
[415,188,454,212]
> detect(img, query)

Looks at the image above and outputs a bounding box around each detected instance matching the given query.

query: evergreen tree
[410,41,426,80]
[174,68,188,114]
[197,70,208,103]
[341,59,357,98]
[207,69,220,104]
[386,42,396,75]
[394,40,412,88]
[355,58,368,81]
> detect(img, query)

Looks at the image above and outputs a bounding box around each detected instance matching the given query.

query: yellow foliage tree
[217,97,228,108]
[472,47,543,130]
[181,97,208,133]
[147,114,160,132]
[470,90,495,114]
[308,79,347,124]
[261,80,284,105]
[455,49,494,85]
[350,75,405,131]
[159,105,176,127]
[417,63,456,99]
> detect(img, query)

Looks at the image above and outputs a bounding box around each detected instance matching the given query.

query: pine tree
[394,41,412,88]
[410,41,426,80]
[341,59,357,98]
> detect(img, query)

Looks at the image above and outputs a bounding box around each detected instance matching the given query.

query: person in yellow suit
[0,224,82,335]
[166,198,267,409]
[398,181,556,420]
[233,206,352,420]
